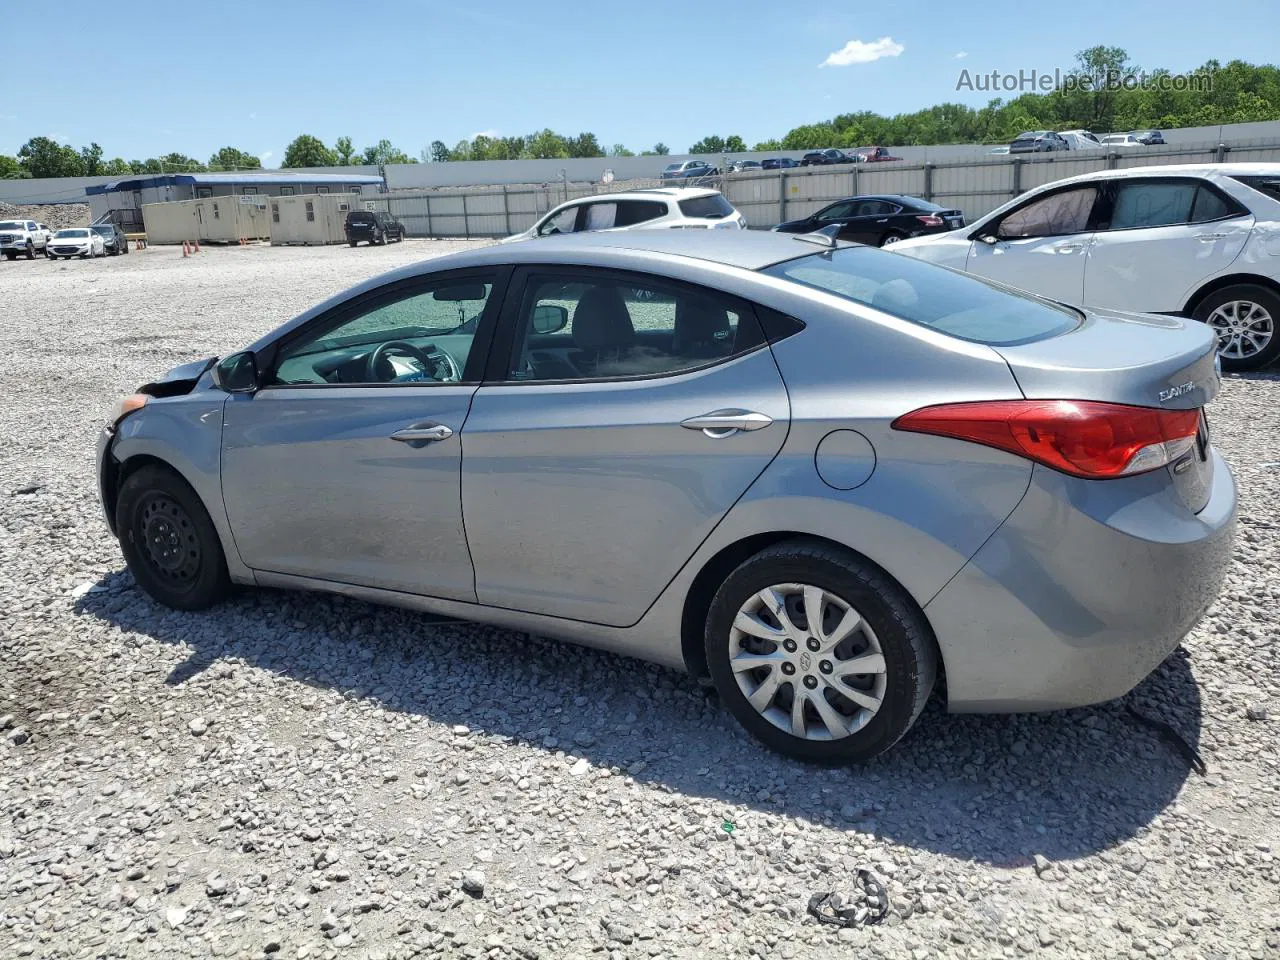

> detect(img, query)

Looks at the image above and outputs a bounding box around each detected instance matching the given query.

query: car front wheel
[705,539,937,764]
[1194,284,1280,371]
[116,464,231,610]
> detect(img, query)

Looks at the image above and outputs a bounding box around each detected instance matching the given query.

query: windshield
[678,194,735,219]
[55,229,89,238]
[91,225,112,234]
[0,221,22,230]
[762,247,1080,346]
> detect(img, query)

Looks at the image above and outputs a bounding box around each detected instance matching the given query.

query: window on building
[212,202,220,220]
[197,188,213,199]
[242,186,258,195]
[316,186,330,195]
[305,201,315,223]
[350,186,362,194]
[271,203,280,223]
[280,186,296,197]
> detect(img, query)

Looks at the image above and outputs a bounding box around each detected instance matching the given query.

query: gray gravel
[2,242,1278,959]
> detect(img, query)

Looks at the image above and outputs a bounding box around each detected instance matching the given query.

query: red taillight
[915,214,944,227]
[892,400,1201,479]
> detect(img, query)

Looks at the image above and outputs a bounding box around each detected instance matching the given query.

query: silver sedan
[97,230,1236,763]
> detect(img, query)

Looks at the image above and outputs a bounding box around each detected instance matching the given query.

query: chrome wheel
[1206,300,1274,361]
[729,583,886,741]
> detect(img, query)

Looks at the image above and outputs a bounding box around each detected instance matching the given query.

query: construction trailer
[141,195,271,245]
[269,192,374,245]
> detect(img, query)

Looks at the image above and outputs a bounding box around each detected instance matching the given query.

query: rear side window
[614,200,667,227]
[762,247,1080,346]
[678,194,735,219]
[1190,186,1240,222]
[1107,181,1197,229]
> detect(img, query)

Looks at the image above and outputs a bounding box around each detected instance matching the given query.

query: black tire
[25,242,35,260]
[3,251,14,261]
[1191,283,1280,371]
[878,231,905,247]
[349,239,358,247]
[115,464,231,611]
[705,538,937,765]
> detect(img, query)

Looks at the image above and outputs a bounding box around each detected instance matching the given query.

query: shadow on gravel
[76,570,1201,867]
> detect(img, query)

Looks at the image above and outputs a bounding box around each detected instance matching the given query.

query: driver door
[220,268,507,600]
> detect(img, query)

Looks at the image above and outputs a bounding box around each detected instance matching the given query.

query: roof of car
[563,187,718,202]
[1041,162,1280,185]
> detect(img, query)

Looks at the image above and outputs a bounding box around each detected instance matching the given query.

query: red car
[853,146,902,162]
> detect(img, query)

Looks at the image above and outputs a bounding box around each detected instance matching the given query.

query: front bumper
[926,450,1237,712]
[97,426,118,534]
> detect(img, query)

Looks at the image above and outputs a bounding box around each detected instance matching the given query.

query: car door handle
[1198,233,1230,241]
[681,409,773,438]
[876,219,888,223]
[390,422,454,444]
[1054,242,1086,252]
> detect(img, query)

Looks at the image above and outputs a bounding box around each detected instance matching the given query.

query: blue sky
[3,0,1276,162]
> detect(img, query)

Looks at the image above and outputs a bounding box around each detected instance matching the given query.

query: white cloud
[820,36,904,67]
[954,51,968,59]
[259,151,273,164]
[468,129,499,141]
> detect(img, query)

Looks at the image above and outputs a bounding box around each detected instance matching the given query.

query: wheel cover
[729,583,887,741]
[1206,300,1274,360]
[136,493,202,585]
[881,234,900,245]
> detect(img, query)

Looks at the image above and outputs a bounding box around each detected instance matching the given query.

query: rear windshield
[663,163,682,172]
[678,194,735,219]
[762,247,1080,346]
[1232,175,1280,202]
[347,212,375,222]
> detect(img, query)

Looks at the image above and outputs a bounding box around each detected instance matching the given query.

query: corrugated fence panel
[857,165,926,196]
[724,173,781,228]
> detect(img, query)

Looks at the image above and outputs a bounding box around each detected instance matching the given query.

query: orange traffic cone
[182,241,190,257]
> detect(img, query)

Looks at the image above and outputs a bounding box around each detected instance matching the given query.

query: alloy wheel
[1206,300,1274,360]
[729,582,887,741]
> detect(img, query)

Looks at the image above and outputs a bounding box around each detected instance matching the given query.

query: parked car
[1009,131,1070,153]
[761,157,799,170]
[91,223,130,256]
[0,218,51,260]
[800,149,857,166]
[1133,130,1166,145]
[891,163,1280,369]
[502,188,745,242]
[345,210,405,246]
[728,160,762,173]
[660,160,718,181]
[47,227,106,259]
[1058,130,1103,150]
[1100,134,1143,148]
[772,195,965,246]
[96,229,1235,764]
[851,146,902,162]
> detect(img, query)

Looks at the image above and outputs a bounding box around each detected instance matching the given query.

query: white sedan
[47,228,106,259]
[891,163,1280,370]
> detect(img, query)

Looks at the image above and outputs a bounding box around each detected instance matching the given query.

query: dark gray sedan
[97,230,1235,763]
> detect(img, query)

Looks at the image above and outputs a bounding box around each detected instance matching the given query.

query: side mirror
[531,304,569,335]
[977,233,1000,246]
[212,351,260,394]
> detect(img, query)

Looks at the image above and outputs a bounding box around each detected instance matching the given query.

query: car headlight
[109,393,148,427]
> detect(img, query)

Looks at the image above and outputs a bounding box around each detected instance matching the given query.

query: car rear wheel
[1193,284,1280,371]
[879,231,905,247]
[705,539,937,764]
[116,465,231,611]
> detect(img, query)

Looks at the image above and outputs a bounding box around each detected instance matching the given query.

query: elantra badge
[1158,381,1196,402]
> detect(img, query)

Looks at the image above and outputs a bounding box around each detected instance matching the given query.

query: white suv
[892,163,1280,370]
[503,188,746,243]
[0,219,52,260]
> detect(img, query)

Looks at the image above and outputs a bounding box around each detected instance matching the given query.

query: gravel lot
[1,241,1277,960]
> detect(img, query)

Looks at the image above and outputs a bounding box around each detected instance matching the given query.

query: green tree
[0,155,28,179]
[428,140,451,162]
[158,152,205,172]
[79,142,104,176]
[752,139,782,151]
[607,143,635,157]
[361,139,414,165]
[523,129,570,159]
[334,136,355,165]
[566,132,603,158]
[17,137,84,178]
[208,146,261,171]
[129,158,163,174]
[102,157,131,176]
[282,134,337,168]
[688,135,726,154]
[451,139,473,162]
[724,135,747,153]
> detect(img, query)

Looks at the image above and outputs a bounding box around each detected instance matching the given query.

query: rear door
[1083,177,1253,313]
[460,267,790,626]
[967,183,1101,305]
[844,199,901,244]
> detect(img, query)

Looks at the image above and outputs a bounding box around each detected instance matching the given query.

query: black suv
[90,223,130,256]
[345,210,405,246]
[799,148,856,166]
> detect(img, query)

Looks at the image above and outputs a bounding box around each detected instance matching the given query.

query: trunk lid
[994,306,1220,511]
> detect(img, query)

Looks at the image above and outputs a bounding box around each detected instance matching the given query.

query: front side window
[1107,181,1197,229]
[506,275,758,383]
[538,205,579,236]
[272,278,495,386]
[818,201,855,221]
[763,247,1079,346]
[997,186,1097,238]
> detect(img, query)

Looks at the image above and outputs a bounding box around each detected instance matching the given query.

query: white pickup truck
[0,218,53,260]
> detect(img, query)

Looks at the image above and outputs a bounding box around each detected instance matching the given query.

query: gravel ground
[1,242,1277,960]
[0,201,92,230]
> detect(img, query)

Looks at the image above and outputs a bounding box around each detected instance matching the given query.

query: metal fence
[358,137,1280,239]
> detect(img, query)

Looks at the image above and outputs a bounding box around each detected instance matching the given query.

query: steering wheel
[366,340,460,383]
